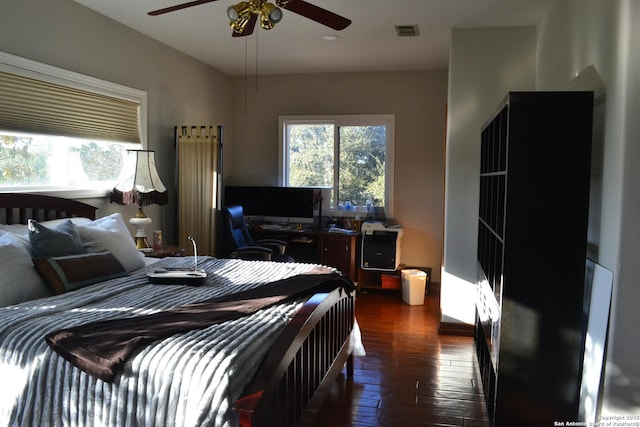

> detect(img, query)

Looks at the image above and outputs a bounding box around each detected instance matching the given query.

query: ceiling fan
[148,0,351,37]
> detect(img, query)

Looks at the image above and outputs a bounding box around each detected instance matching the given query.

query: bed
[0,193,359,427]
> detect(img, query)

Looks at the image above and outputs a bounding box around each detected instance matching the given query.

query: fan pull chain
[244,35,248,116]
[255,27,259,92]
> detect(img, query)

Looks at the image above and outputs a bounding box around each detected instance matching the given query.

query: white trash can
[401,269,427,305]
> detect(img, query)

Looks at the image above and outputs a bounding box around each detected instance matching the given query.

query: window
[0,131,138,194]
[0,51,146,197]
[279,115,395,217]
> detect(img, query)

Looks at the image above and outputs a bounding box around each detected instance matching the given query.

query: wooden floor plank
[300,286,490,427]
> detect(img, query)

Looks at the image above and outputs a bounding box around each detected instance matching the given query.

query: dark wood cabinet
[251,228,359,281]
[476,92,594,426]
[320,232,359,282]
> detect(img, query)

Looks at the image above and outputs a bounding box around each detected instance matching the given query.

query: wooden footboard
[235,287,356,427]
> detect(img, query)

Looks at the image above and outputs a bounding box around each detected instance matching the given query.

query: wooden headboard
[0,193,97,225]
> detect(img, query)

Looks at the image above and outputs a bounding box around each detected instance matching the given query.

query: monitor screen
[223,186,267,217]
[224,186,317,224]
[268,187,315,218]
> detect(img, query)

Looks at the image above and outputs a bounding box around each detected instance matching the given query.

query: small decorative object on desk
[153,230,163,250]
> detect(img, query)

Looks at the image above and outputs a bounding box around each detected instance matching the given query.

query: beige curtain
[177,126,221,256]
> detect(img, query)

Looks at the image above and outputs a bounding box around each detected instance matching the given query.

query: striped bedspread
[0,257,330,427]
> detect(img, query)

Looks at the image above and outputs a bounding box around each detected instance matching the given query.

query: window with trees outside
[278,115,395,218]
[0,51,146,198]
[0,133,139,195]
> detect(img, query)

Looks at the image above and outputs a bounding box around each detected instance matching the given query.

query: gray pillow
[28,219,86,258]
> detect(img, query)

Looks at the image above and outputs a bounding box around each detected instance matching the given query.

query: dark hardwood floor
[300,285,491,427]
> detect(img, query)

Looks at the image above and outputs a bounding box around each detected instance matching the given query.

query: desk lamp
[111,149,168,250]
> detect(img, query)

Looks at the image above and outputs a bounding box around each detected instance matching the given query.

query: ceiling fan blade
[148,0,219,16]
[232,14,258,37]
[281,0,351,31]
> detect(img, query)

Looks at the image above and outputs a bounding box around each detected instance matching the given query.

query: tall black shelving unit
[475,92,594,426]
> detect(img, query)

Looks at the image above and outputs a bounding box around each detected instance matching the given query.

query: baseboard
[438,321,475,337]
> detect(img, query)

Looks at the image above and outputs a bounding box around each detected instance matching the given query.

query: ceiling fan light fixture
[259,3,282,30]
[230,14,252,33]
[266,3,283,22]
[227,2,251,22]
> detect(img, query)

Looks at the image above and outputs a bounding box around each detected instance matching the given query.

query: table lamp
[111,149,168,250]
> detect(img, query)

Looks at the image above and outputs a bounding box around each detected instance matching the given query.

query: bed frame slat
[0,193,97,224]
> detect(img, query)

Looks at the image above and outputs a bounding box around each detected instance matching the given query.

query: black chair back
[222,205,293,262]
[224,205,254,249]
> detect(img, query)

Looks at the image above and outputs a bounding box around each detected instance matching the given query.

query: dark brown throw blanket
[45,270,355,383]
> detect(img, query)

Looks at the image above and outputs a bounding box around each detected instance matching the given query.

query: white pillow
[0,230,52,307]
[76,213,145,272]
[0,223,28,234]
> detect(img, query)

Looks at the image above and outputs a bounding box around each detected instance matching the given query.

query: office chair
[222,205,294,262]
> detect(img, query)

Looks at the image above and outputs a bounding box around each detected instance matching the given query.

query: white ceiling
[72,0,553,76]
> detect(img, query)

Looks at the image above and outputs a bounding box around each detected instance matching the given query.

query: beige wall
[0,0,233,245]
[443,27,537,324]
[230,71,448,280]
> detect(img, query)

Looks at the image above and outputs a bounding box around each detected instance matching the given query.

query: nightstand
[143,245,185,258]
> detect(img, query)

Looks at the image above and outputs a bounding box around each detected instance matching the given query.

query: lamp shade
[111,150,168,206]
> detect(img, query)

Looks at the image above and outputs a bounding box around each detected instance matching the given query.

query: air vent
[395,25,420,37]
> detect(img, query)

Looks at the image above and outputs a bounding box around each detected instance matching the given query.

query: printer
[361,222,403,271]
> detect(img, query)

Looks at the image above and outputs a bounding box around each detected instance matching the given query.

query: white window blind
[0,70,141,144]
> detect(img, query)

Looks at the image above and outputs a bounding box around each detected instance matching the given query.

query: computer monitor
[266,187,316,224]
[223,186,266,219]
[224,186,317,224]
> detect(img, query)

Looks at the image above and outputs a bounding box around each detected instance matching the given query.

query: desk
[251,227,360,281]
